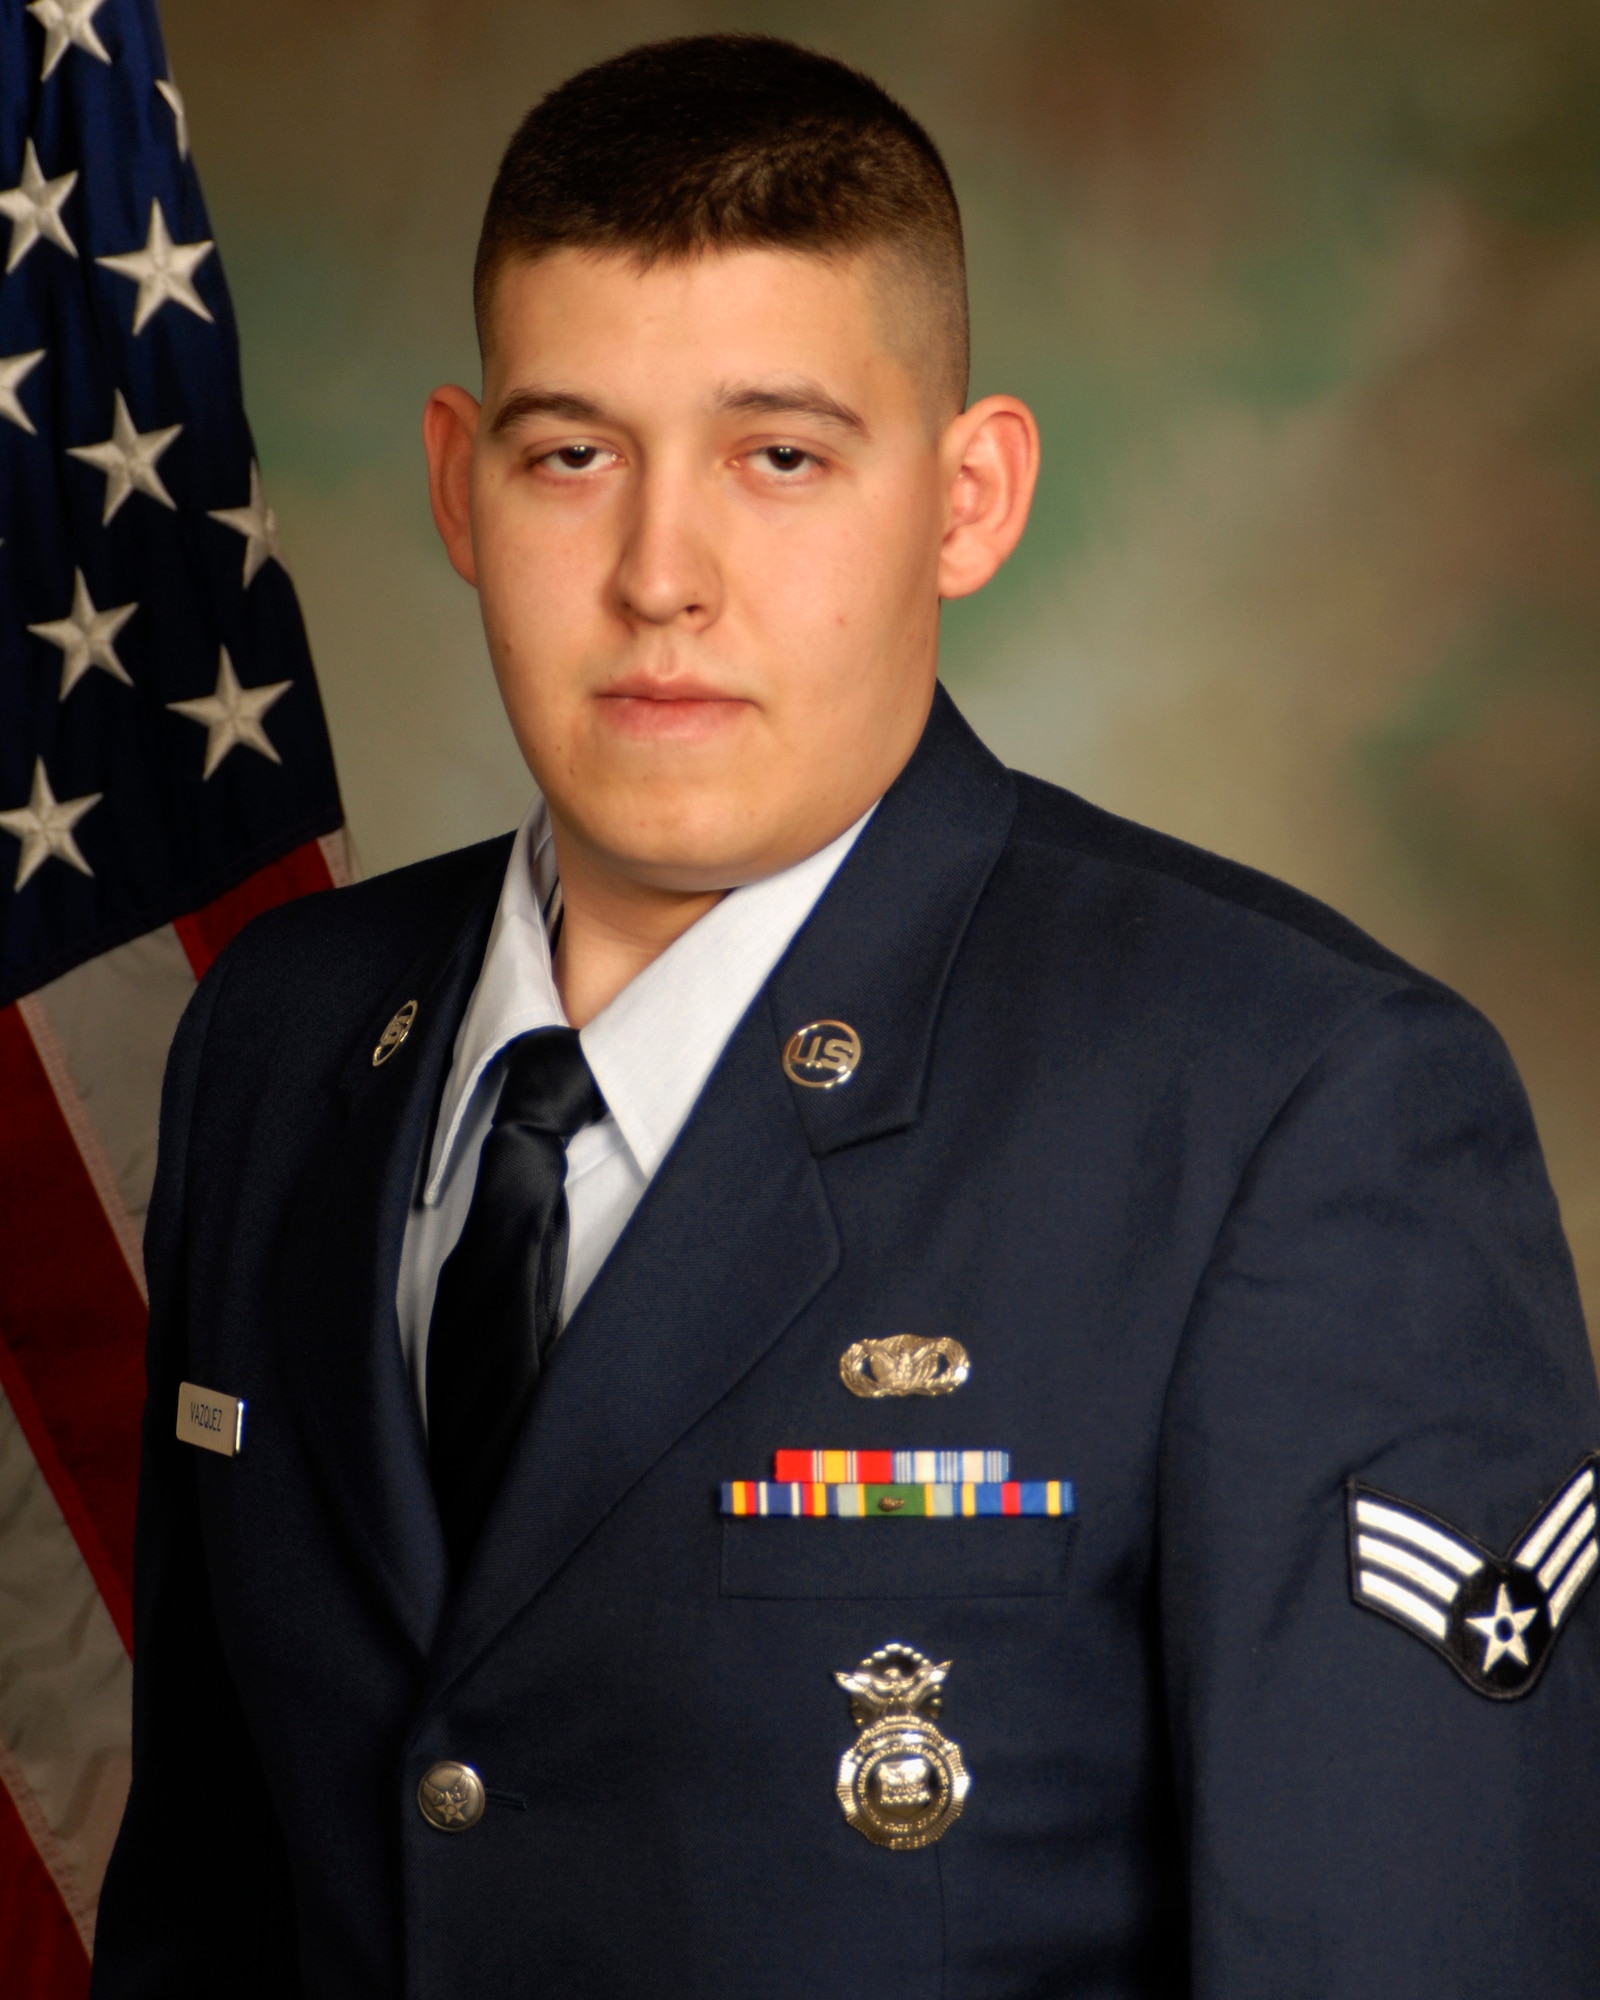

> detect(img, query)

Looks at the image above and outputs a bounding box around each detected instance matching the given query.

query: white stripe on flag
[15,992,150,1302]
[26,922,199,1249]
[318,827,359,887]
[0,1734,95,1956]
[0,1383,133,1940]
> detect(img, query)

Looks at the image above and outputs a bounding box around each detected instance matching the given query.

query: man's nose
[612,461,722,628]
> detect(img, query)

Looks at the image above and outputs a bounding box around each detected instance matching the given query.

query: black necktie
[426,1027,605,1577]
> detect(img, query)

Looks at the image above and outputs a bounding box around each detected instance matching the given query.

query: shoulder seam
[1003,824,1431,991]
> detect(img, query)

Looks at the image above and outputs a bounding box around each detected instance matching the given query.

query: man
[93,33,1600,1999]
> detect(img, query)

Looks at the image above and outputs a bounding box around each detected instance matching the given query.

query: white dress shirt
[396,797,871,1423]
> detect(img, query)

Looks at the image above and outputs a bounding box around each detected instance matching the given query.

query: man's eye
[758,445,813,474]
[536,442,614,474]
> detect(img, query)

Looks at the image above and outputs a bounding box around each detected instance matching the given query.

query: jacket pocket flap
[720,1515,1075,1599]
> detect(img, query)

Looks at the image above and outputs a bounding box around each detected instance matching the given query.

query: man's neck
[548,829,725,1029]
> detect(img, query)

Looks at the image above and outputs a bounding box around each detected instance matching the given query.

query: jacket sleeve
[90,953,303,1999]
[1159,982,1600,1998]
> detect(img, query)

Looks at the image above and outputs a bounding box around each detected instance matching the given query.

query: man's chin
[568,799,810,898]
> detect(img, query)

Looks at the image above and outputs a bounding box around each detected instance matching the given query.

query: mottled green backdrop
[162,0,1600,1340]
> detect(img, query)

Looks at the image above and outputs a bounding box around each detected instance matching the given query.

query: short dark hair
[475,34,969,414]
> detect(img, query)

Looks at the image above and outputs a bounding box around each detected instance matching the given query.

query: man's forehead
[480,247,922,429]
[482,243,905,373]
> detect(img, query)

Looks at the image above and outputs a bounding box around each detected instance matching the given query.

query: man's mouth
[595,673,753,741]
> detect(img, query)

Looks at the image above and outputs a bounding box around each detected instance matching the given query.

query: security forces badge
[834,1645,970,1849]
[1348,1455,1600,1698]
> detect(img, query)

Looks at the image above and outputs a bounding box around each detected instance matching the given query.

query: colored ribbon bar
[722,1481,1074,1519]
[772,1449,1011,1484]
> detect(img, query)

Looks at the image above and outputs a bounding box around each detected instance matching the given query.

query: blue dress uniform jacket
[92,688,1600,1998]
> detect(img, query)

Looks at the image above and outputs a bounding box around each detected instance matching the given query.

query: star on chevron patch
[1348,1456,1600,1699]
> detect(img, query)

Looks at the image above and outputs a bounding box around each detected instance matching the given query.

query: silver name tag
[176,1382,245,1458]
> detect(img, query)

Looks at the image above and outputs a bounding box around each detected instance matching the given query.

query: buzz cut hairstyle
[474,33,970,418]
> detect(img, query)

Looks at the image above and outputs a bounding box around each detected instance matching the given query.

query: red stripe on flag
[0,1005,146,1629]
[173,836,334,980]
[0,1781,91,1994]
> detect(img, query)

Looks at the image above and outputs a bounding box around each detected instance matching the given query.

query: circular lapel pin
[782,1019,860,1089]
[372,999,418,1067]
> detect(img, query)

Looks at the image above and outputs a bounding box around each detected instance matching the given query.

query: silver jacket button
[417,1760,486,1831]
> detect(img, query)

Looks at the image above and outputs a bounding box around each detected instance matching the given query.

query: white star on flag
[27,569,137,698]
[0,349,46,434]
[156,76,189,160]
[68,390,182,523]
[209,462,286,586]
[0,758,101,888]
[1466,1582,1540,1672]
[26,0,111,81]
[0,139,79,272]
[167,648,293,779]
[96,199,214,335]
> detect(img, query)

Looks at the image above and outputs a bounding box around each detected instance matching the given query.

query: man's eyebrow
[487,379,871,439]
[489,387,608,435]
[715,379,869,438]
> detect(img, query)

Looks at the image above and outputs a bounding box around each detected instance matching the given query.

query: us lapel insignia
[1348,1454,1600,1698]
[782,1019,860,1089]
[840,1333,970,1399]
[834,1644,969,1849]
[372,998,418,1067]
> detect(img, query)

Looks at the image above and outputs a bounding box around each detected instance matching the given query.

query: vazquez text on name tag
[176,1382,245,1458]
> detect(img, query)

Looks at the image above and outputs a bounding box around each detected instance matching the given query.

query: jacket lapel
[425,689,1018,1690]
[766,685,1020,1159]
[422,1009,841,1690]
[275,840,509,1658]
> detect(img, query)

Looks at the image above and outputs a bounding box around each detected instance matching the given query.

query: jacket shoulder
[248,831,508,944]
[219,833,509,987]
[1007,770,1436,992]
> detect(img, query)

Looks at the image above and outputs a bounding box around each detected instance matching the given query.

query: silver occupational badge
[834,1644,970,1849]
[839,1333,970,1399]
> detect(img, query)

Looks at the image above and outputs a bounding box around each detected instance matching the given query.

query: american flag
[0,1,347,1984]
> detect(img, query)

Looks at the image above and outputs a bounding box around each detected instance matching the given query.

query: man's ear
[936,394,1041,600]
[422,385,482,587]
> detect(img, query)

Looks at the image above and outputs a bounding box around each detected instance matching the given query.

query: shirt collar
[423,795,872,1204]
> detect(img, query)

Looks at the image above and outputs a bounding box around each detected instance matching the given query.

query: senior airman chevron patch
[1348,1455,1600,1699]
